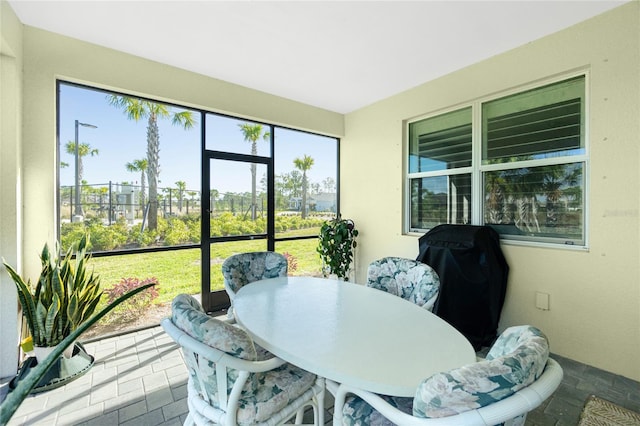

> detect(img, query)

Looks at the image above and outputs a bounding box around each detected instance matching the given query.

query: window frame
[405,71,589,249]
[56,80,341,313]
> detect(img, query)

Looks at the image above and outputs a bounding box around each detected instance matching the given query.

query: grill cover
[416,224,509,350]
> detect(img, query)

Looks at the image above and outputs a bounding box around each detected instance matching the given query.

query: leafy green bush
[164,218,191,245]
[127,223,158,246]
[61,211,324,251]
[60,223,88,250]
[87,218,128,250]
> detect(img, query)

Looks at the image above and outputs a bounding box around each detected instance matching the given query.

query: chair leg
[316,378,326,426]
[183,412,195,426]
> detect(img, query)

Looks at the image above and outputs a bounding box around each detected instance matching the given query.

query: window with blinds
[409,107,471,173]
[482,76,585,162]
[406,74,587,246]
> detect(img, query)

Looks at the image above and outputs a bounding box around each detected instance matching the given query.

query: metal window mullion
[407,167,472,180]
[582,72,590,248]
[403,120,410,233]
[472,102,483,225]
[200,112,212,305]
[267,125,275,251]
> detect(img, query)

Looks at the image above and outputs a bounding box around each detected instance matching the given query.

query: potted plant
[3,233,102,362]
[0,280,155,424]
[317,216,359,281]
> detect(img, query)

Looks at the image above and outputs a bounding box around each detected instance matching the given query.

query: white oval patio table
[233,276,476,398]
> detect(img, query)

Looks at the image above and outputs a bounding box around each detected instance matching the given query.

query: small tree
[125,158,148,211]
[238,123,270,220]
[293,155,314,219]
[175,181,187,212]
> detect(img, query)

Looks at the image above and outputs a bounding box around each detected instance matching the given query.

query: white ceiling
[8,0,627,114]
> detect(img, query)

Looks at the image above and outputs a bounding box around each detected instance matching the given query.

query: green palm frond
[172,111,196,129]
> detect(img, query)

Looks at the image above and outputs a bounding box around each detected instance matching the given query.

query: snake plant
[0,281,155,424]
[3,233,102,347]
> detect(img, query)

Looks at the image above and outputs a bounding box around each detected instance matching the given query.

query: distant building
[289,192,336,213]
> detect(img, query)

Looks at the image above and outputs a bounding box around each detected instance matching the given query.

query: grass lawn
[91,236,323,305]
[83,236,323,339]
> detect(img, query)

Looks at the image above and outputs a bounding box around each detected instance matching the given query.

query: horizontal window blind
[485,98,581,160]
[417,122,472,169]
[409,107,472,173]
[406,74,586,245]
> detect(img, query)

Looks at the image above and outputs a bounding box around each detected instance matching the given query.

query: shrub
[86,218,128,251]
[60,223,88,251]
[283,252,298,273]
[128,223,158,246]
[164,218,191,245]
[60,211,326,252]
[103,277,160,323]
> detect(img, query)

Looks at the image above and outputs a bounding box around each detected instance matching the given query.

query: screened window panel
[482,76,585,163]
[483,163,584,244]
[409,107,472,173]
[205,114,272,157]
[410,174,471,230]
[274,128,338,238]
[209,159,268,238]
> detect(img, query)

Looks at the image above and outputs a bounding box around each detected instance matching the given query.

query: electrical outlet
[535,292,550,310]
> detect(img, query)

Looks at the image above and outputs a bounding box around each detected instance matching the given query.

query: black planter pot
[9,342,95,394]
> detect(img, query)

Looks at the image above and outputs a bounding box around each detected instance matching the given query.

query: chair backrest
[164,294,322,426]
[413,325,549,419]
[222,251,288,298]
[366,257,440,310]
[168,294,262,411]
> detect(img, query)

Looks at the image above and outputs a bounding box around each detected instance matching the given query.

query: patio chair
[333,325,563,426]
[162,294,325,426]
[222,251,288,319]
[366,257,440,311]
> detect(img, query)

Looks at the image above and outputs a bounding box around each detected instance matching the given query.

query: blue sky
[58,83,338,195]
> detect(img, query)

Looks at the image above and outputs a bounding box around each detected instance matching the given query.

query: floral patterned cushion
[413,325,549,418]
[341,394,413,426]
[171,294,258,360]
[222,252,288,296]
[171,294,317,425]
[366,257,440,309]
[341,326,549,425]
[171,294,261,397]
[233,365,317,424]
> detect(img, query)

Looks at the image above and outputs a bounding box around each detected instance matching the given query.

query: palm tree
[209,189,219,214]
[108,95,196,230]
[293,155,314,219]
[65,141,98,185]
[238,123,270,220]
[65,141,99,215]
[175,180,186,212]
[125,158,148,211]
